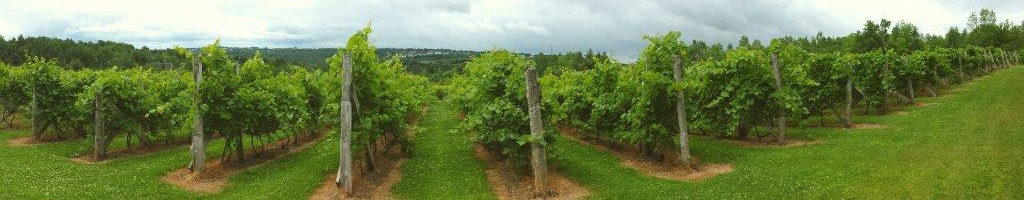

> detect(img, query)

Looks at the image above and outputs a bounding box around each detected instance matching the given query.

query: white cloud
[0,0,1022,61]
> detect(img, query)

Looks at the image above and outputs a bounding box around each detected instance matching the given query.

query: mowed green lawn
[1,66,1022,199]
[552,65,1024,199]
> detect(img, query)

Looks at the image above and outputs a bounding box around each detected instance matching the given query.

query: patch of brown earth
[892,111,910,115]
[5,137,35,147]
[912,102,934,106]
[309,144,406,200]
[72,139,191,164]
[803,123,889,130]
[4,135,74,147]
[723,138,823,148]
[474,145,590,200]
[850,123,887,129]
[309,108,424,200]
[162,133,327,193]
[559,127,733,182]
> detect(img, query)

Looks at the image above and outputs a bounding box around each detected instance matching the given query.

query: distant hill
[223,47,482,80]
[1,35,606,81]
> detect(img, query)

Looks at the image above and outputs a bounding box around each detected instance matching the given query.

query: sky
[1,0,1022,61]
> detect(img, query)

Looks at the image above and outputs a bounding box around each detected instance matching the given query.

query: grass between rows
[392,102,496,199]
[0,127,338,199]
[550,66,1024,199]
[1,67,1021,199]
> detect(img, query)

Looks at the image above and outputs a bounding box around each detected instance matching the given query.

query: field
[1,64,1021,199]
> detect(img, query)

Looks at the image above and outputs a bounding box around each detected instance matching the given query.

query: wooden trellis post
[525,67,549,194]
[31,78,40,140]
[671,55,691,165]
[190,54,206,173]
[335,53,354,194]
[1002,51,1010,69]
[983,49,991,72]
[94,88,106,160]
[956,52,965,81]
[845,63,854,129]
[770,53,785,143]
[882,61,891,112]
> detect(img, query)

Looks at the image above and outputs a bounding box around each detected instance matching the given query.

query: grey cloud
[2,0,1019,61]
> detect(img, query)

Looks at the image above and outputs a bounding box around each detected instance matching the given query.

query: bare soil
[309,144,406,200]
[804,123,888,130]
[722,138,823,148]
[559,127,733,182]
[308,108,425,200]
[162,133,327,193]
[913,102,935,106]
[5,134,75,147]
[473,145,590,200]
[72,139,191,164]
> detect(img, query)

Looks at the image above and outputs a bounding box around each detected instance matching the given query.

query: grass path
[392,103,496,199]
[550,66,1024,199]
[0,128,339,199]
[1,67,1021,199]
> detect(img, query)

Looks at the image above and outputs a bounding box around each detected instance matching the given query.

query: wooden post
[31,78,40,140]
[930,64,941,96]
[956,52,965,81]
[525,67,548,194]
[335,53,353,194]
[907,77,915,103]
[190,54,206,173]
[845,63,854,129]
[770,53,785,143]
[1002,51,1010,69]
[94,88,106,160]
[881,61,891,113]
[986,50,995,72]
[671,55,690,165]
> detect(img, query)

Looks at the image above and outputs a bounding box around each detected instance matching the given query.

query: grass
[550,66,1024,199]
[0,128,339,199]
[1,67,1021,199]
[392,103,496,199]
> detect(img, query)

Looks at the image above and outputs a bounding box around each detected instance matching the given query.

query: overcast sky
[1,0,1022,61]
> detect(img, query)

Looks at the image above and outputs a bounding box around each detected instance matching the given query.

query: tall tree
[889,21,924,54]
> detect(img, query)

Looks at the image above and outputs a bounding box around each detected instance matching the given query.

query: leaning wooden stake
[845,64,854,129]
[1002,51,1010,69]
[671,55,691,165]
[525,67,549,195]
[335,53,354,194]
[94,88,106,160]
[189,53,206,173]
[770,53,785,143]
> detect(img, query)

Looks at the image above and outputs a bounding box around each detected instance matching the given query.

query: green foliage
[0,63,31,116]
[796,53,853,121]
[686,46,812,137]
[76,68,191,144]
[27,58,96,136]
[325,24,431,155]
[448,49,550,167]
